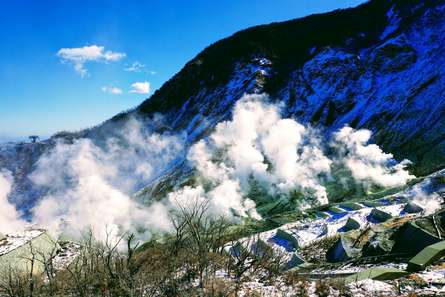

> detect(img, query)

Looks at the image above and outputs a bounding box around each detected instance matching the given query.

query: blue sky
[0,0,366,141]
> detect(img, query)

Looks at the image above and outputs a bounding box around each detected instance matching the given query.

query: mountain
[132,0,445,175]
[1,0,445,213]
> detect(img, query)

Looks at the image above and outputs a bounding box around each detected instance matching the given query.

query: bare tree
[28,136,39,143]
[171,199,230,291]
[35,237,60,296]
[225,235,287,295]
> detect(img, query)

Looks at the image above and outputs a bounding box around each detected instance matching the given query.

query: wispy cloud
[125,61,157,74]
[57,45,126,77]
[101,85,123,95]
[124,61,145,72]
[130,81,150,94]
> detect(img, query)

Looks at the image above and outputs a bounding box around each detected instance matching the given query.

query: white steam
[404,173,444,215]
[168,94,414,220]
[333,127,414,188]
[180,94,332,219]
[410,190,442,215]
[30,118,180,241]
[0,171,26,233]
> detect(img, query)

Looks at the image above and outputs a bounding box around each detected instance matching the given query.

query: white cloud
[57,45,126,77]
[125,61,145,72]
[125,61,157,74]
[130,81,150,94]
[101,85,123,95]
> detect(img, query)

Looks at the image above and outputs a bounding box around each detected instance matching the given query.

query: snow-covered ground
[51,241,81,271]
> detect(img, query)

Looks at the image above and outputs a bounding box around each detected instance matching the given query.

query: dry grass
[382,215,416,229]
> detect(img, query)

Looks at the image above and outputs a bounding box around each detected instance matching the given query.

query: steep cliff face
[1,0,445,211]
